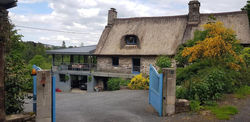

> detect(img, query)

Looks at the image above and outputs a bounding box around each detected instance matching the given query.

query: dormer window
[125,35,138,45]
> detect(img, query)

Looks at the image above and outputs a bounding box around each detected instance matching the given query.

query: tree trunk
[0,42,5,122]
[0,7,9,122]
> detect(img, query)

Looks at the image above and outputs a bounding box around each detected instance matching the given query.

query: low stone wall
[175,99,190,113]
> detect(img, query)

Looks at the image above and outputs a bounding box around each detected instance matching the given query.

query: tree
[182,21,244,70]
[5,53,30,114]
[242,0,250,25]
[28,55,51,69]
[4,25,30,114]
[62,41,66,48]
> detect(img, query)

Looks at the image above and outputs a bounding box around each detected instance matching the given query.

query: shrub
[156,56,171,68]
[120,79,130,86]
[234,85,250,99]
[128,74,149,90]
[107,78,121,91]
[240,47,250,67]
[175,30,208,67]
[176,86,188,99]
[189,80,211,102]
[176,60,211,85]
[180,67,233,103]
[190,100,202,112]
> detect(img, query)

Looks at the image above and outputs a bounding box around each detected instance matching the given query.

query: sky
[8,0,248,47]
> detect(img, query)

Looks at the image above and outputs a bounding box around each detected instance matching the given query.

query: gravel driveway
[56,90,162,122]
[23,90,163,122]
[24,90,250,122]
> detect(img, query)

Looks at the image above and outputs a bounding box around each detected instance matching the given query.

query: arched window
[125,35,138,45]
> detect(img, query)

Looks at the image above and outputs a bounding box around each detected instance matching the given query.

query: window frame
[125,35,138,45]
[112,57,119,66]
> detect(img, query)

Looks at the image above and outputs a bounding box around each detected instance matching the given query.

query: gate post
[162,68,176,116]
[36,70,52,122]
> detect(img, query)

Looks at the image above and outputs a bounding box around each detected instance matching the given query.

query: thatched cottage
[94,0,250,75]
[47,0,250,92]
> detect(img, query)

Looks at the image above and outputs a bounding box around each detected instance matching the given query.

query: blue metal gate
[149,64,163,116]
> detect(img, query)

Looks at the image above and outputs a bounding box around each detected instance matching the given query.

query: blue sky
[8,0,248,47]
[10,1,52,14]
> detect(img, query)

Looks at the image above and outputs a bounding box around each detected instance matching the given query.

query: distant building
[47,0,250,92]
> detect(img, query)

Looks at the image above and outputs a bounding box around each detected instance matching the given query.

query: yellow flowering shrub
[128,73,149,90]
[182,21,244,70]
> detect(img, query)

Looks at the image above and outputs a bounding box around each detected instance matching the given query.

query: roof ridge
[200,11,246,16]
[115,10,245,20]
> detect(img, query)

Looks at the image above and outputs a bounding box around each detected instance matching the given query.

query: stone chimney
[188,0,200,25]
[107,8,117,26]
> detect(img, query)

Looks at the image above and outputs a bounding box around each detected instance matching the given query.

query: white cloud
[77,8,100,18]
[9,0,248,47]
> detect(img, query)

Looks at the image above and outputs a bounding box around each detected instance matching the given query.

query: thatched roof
[95,11,250,56]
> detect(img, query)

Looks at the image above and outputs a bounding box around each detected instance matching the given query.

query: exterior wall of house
[97,56,132,74]
[96,56,158,74]
[140,56,158,74]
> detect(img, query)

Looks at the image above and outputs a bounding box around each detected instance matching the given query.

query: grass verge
[205,105,238,120]
[234,86,250,99]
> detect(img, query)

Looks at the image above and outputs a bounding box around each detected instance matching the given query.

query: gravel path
[227,96,250,122]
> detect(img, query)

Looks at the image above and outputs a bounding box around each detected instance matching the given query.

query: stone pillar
[0,7,9,122]
[162,68,176,116]
[107,8,117,26]
[36,70,52,122]
[188,0,200,25]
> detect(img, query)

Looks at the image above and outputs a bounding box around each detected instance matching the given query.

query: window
[112,57,119,66]
[59,74,66,82]
[125,35,138,45]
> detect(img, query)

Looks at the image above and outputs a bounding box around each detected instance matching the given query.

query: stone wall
[140,56,158,74]
[97,56,132,74]
[96,56,158,74]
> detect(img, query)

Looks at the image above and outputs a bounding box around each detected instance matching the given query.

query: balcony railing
[54,62,96,71]
[96,64,146,74]
[54,62,147,74]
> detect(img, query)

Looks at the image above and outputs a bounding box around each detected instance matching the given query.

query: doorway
[71,75,88,90]
[132,58,140,74]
